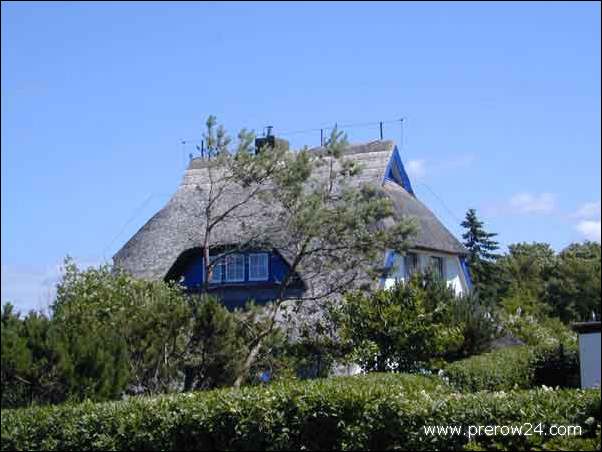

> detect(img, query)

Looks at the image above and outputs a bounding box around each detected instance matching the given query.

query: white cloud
[576,220,601,242]
[405,159,426,179]
[509,192,556,214]
[572,201,601,242]
[403,153,476,181]
[572,201,601,219]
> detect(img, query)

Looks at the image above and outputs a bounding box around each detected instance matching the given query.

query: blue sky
[2,2,600,311]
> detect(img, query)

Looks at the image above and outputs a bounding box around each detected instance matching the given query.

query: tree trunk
[233,339,263,388]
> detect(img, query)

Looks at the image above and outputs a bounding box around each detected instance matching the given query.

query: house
[113,139,471,309]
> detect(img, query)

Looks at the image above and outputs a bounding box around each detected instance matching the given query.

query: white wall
[578,332,601,388]
[382,250,468,295]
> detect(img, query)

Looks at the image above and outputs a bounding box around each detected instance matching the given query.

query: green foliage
[544,241,601,322]
[2,258,196,407]
[52,258,191,399]
[187,117,418,386]
[444,344,580,392]
[2,373,599,451]
[333,276,465,372]
[461,208,501,298]
[182,295,247,390]
[501,311,577,349]
[274,320,350,381]
[332,274,498,371]
[445,292,500,361]
[482,241,600,324]
[444,346,534,392]
[1,304,63,407]
[497,242,556,318]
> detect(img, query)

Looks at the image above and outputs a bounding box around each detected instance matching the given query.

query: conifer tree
[461,208,500,299]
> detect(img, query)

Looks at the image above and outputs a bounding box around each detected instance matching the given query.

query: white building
[573,322,601,389]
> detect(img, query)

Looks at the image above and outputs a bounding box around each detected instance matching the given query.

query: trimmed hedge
[1,373,599,451]
[443,344,580,392]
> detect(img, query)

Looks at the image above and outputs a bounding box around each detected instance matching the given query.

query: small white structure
[572,322,601,389]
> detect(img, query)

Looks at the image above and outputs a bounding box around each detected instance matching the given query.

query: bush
[1,373,599,451]
[445,292,499,361]
[1,304,61,408]
[332,276,465,372]
[444,344,580,392]
[501,312,577,349]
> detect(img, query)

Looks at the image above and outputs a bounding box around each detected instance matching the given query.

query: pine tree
[461,208,501,299]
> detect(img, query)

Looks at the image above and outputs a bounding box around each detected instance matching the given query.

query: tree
[52,258,190,398]
[496,242,556,317]
[231,127,417,385]
[181,295,247,390]
[186,117,417,386]
[544,241,601,322]
[1,303,64,407]
[445,292,499,361]
[461,208,501,299]
[331,275,464,372]
[188,116,283,289]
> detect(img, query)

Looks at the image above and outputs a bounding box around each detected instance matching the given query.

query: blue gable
[459,256,473,290]
[383,145,415,195]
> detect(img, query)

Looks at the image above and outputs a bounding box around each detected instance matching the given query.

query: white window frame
[225,253,245,282]
[429,255,445,280]
[404,252,419,279]
[248,253,269,281]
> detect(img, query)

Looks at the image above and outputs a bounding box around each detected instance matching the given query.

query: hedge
[443,344,580,392]
[2,373,599,451]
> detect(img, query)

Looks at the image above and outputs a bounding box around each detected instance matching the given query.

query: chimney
[255,126,289,154]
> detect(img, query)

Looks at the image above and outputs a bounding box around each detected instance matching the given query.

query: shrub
[1,304,63,408]
[444,346,533,392]
[1,373,599,451]
[182,295,248,391]
[443,344,580,392]
[445,292,499,361]
[332,277,464,372]
[501,312,577,349]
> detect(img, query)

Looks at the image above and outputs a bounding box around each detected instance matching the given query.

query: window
[249,253,269,281]
[209,255,224,283]
[404,252,419,279]
[225,254,245,282]
[429,256,445,280]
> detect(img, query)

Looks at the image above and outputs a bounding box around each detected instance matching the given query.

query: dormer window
[249,253,269,281]
[169,249,282,288]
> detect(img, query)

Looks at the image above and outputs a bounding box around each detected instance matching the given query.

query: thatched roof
[113,140,465,282]
[382,181,466,254]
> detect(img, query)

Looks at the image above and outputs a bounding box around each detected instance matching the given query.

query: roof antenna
[399,118,404,151]
[195,140,206,159]
[180,139,186,169]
